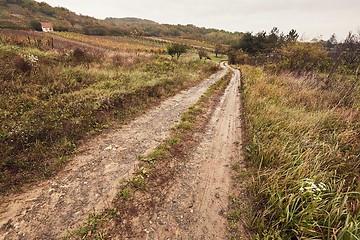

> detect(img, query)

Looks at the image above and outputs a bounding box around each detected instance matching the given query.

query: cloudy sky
[36,0,359,40]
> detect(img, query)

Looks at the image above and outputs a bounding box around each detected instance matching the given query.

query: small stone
[215,193,220,198]
[13,222,20,229]
[104,145,113,151]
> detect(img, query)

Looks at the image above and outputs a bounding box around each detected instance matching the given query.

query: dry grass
[240,65,359,239]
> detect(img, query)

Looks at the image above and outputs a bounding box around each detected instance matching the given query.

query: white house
[41,22,53,32]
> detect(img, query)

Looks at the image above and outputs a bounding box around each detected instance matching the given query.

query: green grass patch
[64,208,120,240]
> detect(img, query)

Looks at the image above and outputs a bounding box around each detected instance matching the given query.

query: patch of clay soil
[0,64,228,240]
[115,66,246,239]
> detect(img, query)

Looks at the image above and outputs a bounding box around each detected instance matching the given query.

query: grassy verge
[0,43,219,194]
[64,70,233,239]
[241,65,359,239]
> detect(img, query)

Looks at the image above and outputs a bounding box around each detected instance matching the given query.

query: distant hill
[0,0,242,44]
[0,0,126,35]
[105,17,243,44]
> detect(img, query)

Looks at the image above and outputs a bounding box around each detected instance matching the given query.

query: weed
[128,175,147,190]
[167,136,181,145]
[65,208,120,240]
[176,121,193,130]
[139,147,169,164]
[231,162,241,172]
[118,188,132,200]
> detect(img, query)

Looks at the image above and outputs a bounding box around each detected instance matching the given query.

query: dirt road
[0,64,229,239]
[131,66,243,239]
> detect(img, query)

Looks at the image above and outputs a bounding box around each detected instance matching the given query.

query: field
[240,65,359,239]
[0,30,219,193]
[1,26,359,240]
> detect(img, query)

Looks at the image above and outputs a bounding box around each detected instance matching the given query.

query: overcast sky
[36,0,360,40]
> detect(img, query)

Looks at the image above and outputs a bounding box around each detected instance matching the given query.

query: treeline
[228,27,360,77]
[105,18,242,45]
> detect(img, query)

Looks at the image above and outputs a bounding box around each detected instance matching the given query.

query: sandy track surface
[0,64,228,240]
[131,66,243,239]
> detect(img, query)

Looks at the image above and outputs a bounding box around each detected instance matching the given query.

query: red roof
[41,22,53,28]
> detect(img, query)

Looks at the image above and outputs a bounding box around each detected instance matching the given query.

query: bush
[30,20,42,31]
[277,42,330,73]
[13,55,32,73]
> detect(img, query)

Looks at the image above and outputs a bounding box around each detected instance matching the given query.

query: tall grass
[0,44,218,193]
[242,65,359,239]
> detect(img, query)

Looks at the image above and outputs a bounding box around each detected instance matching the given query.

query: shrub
[73,48,86,61]
[13,55,32,73]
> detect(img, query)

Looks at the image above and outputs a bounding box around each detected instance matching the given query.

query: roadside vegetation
[232,29,360,239]
[0,31,219,194]
[242,66,359,239]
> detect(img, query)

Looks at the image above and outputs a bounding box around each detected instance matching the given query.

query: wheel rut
[134,66,244,240]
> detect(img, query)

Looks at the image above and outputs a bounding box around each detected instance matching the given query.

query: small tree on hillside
[286,29,299,42]
[214,44,225,57]
[167,44,187,60]
[198,48,209,60]
[30,20,42,31]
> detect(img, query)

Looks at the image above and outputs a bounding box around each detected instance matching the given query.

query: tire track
[140,66,243,239]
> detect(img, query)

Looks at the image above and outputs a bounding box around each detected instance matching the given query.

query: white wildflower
[299,178,327,200]
[318,182,327,191]
[22,54,39,65]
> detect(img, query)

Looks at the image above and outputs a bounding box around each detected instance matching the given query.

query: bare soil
[0,64,228,240]
[107,66,246,239]
[145,67,243,239]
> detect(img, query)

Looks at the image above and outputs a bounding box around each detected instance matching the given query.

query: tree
[198,48,209,59]
[214,44,225,57]
[235,32,256,54]
[286,29,299,42]
[267,27,282,50]
[342,32,360,70]
[326,33,338,49]
[30,20,42,31]
[167,44,187,60]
